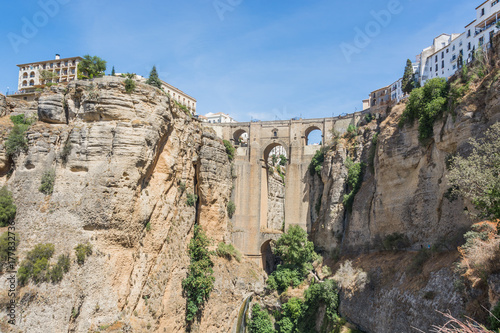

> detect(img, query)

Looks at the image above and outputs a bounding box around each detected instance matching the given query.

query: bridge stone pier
[206,113,365,269]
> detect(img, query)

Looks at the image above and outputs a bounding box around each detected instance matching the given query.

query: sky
[0,0,476,122]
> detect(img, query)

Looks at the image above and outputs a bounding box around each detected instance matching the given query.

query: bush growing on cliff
[182,225,215,323]
[447,123,500,220]
[223,140,236,162]
[399,78,449,143]
[18,243,55,285]
[60,140,72,164]
[75,243,93,265]
[342,157,365,213]
[39,169,55,195]
[77,55,106,79]
[6,124,29,157]
[309,149,325,176]
[124,77,136,93]
[227,200,236,218]
[216,242,241,262]
[249,303,275,333]
[186,192,198,207]
[267,225,319,292]
[0,231,19,272]
[0,187,16,227]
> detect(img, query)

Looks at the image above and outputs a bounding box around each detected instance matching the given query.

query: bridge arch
[305,125,323,146]
[233,129,249,147]
[261,240,276,274]
[262,141,289,165]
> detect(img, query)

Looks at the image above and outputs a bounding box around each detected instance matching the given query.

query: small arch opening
[233,129,249,147]
[261,240,277,274]
[306,127,323,146]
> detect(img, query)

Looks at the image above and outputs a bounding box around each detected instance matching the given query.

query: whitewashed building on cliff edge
[417,0,500,85]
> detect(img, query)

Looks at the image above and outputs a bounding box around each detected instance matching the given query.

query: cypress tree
[111,66,115,76]
[402,59,415,95]
[146,65,162,89]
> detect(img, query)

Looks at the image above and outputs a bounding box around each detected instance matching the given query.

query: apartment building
[17,54,82,93]
[202,112,237,123]
[418,0,500,85]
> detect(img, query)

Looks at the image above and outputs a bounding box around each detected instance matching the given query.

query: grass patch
[216,242,241,262]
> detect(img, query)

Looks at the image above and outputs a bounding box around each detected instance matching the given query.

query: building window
[435,64,438,71]
[479,37,484,46]
[71,69,75,74]
[22,80,27,87]
[468,42,471,50]
[442,60,444,68]
[29,80,34,86]
[481,8,485,16]
[493,0,499,6]
[441,52,444,59]
[467,30,471,37]
[43,64,46,69]
[452,45,455,51]
[30,72,35,78]
[50,63,53,68]
[453,64,457,70]
[23,73,28,78]
[446,49,449,53]
[435,55,438,62]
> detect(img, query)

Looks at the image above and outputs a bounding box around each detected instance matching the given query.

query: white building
[418,0,500,85]
[16,54,82,92]
[390,78,404,104]
[203,112,237,124]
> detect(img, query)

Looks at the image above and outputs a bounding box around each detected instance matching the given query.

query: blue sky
[0,0,475,122]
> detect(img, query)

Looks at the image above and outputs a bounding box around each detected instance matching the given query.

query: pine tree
[111,66,115,76]
[146,65,162,89]
[402,59,415,95]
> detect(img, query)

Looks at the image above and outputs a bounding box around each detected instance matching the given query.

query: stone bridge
[206,112,366,269]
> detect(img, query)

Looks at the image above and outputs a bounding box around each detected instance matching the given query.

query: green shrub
[39,169,55,195]
[279,154,287,166]
[216,242,241,262]
[223,140,235,162]
[0,187,16,227]
[6,124,29,157]
[382,233,410,251]
[488,300,500,330]
[277,297,303,333]
[60,140,72,163]
[17,243,55,286]
[0,231,19,271]
[399,78,449,143]
[309,149,325,176]
[186,192,198,207]
[182,225,215,322]
[368,133,379,173]
[124,78,136,93]
[364,113,374,123]
[145,222,151,232]
[227,200,236,218]
[249,303,275,333]
[49,254,71,283]
[342,157,365,213]
[75,243,93,265]
[346,124,358,137]
[10,114,26,125]
[267,265,303,292]
[300,279,339,331]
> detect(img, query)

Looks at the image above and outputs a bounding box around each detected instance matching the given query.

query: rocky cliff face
[309,65,500,331]
[0,78,264,332]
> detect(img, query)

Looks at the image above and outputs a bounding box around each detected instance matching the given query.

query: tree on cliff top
[402,59,415,95]
[448,122,500,220]
[77,55,106,79]
[146,65,163,89]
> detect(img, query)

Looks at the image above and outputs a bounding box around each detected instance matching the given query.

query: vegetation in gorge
[309,149,325,176]
[227,200,236,218]
[399,77,449,142]
[75,243,93,265]
[6,123,29,157]
[223,139,235,162]
[39,169,56,195]
[18,243,71,285]
[182,225,215,323]
[447,122,500,220]
[216,242,241,262]
[0,231,19,272]
[267,225,319,292]
[249,303,275,333]
[343,157,365,213]
[0,187,16,227]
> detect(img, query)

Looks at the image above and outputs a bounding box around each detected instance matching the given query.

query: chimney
[55,54,60,60]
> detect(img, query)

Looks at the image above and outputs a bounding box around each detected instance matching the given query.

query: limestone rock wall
[267,172,285,231]
[0,78,264,332]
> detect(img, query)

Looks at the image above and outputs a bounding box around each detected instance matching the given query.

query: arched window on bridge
[264,144,287,168]
[233,129,249,147]
[305,126,323,146]
[261,240,277,274]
